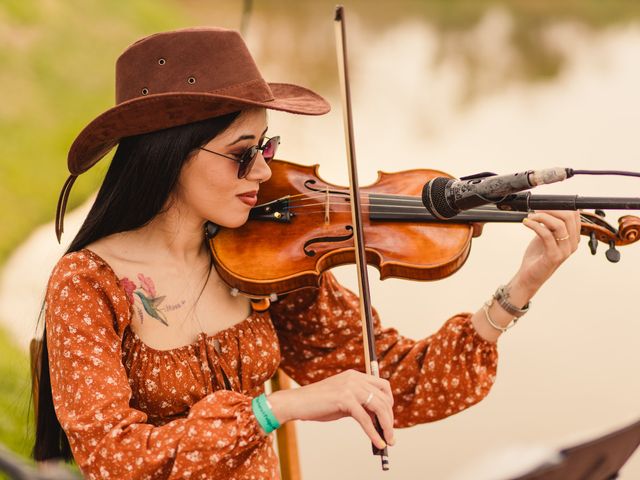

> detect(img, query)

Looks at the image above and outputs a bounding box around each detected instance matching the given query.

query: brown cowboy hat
[55,26,330,240]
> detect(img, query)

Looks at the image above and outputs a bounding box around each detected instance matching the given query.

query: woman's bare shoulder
[84,236,146,278]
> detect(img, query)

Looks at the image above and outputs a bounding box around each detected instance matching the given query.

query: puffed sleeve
[269,272,498,427]
[45,252,270,479]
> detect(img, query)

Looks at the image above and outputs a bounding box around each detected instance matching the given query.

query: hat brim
[68,83,330,175]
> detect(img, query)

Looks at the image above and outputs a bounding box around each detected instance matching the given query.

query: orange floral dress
[45,249,498,479]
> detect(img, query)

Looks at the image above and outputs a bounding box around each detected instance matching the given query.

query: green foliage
[0,325,32,459]
[0,0,189,266]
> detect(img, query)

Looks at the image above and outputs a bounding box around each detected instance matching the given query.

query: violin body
[210,160,640,297]
[210,160,475,296]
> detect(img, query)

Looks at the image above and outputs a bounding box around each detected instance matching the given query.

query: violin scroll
[579,211,640,262]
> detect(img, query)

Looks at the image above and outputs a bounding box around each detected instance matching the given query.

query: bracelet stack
[252,394,281,434]
[483,285,531,333]
[493,285,530,318]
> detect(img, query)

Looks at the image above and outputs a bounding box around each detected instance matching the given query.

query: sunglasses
[199,135,280,179]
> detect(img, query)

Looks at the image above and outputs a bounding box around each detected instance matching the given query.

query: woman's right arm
[45,254,269,479]
[267,369,395,449]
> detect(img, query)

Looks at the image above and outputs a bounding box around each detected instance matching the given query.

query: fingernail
[522,218,529,224]
[378,440,387,449]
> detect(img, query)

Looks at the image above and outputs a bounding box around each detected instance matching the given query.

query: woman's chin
[208,212,251,230]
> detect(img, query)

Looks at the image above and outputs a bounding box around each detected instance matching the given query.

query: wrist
[506,274,538,307]
[493,285,529,319]
[252,393,281,434]
[471,278,536,342]
[266,390,291,424]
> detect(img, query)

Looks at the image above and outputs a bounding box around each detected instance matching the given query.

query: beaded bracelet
[493,285,530,318]
[252,394,281,434]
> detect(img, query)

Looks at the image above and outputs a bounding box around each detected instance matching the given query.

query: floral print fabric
[45,249,498,479]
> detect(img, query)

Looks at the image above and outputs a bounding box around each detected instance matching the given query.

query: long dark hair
[33,111,241,461]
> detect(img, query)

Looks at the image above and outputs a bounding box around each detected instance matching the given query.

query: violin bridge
[324,186,330,224]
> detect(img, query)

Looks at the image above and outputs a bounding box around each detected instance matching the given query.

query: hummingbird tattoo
[134,291,169,326]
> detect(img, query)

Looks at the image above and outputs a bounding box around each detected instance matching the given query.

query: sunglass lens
[237,147,258,179]
[262,136,279,161]
[236,137,279,178]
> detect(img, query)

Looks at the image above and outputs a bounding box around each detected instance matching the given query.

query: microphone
[422,168,574,219]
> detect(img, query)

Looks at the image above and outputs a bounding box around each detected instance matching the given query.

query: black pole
[497,193,640,212]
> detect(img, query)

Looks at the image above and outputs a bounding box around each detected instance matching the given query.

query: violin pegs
[588,232,598,255]
[595,209,606,218]
[605,241,621,263]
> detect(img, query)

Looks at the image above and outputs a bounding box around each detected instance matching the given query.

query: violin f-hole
[304,179,349,197]
[303,225,354,257]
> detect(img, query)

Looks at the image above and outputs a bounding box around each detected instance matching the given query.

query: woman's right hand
[267,369,395,449]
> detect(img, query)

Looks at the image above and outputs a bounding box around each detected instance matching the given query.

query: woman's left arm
[472,210,581,342]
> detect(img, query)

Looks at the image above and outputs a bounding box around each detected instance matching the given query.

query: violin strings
[284,192,532,215]
[265,193,604,227]
[283,195,601,217]
[284,192,504,211]
[291,211,526,219]
[284,210,526,220]
[286,200,505,212]
[286,204,507,213]
[285,191,427,206]
[287,208,590,219]
[276,202,594,223]
[282,205,528,218]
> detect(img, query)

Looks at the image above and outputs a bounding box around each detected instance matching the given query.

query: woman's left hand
[518,210,581,294]
[471,210,581,342]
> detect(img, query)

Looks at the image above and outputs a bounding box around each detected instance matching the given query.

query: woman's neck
[112,207,209,267]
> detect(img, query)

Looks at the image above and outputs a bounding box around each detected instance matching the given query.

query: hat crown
[115,27,274,104]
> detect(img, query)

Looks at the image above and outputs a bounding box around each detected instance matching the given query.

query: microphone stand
[495,192,640,212]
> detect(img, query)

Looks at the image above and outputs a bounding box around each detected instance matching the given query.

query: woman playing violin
[35,27,580,479]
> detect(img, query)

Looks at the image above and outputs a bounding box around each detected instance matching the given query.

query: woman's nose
[248,152,272,183]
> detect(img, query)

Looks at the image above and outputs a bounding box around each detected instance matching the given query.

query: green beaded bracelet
[252,394,281,434]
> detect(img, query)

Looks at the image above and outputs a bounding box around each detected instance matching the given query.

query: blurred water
[268,12,640,480]
[2,7,639,479]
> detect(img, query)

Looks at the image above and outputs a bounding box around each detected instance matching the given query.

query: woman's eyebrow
[227,127,269,146]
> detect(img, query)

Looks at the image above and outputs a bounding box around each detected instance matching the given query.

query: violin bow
[334,5,390,470]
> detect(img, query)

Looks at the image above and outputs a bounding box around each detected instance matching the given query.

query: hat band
[116,78,275,104]
[55,174,78,242]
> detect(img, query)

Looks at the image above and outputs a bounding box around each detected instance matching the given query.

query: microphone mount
[495,193,640,212]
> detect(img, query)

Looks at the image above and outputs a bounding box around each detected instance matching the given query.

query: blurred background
[1,0,639,478]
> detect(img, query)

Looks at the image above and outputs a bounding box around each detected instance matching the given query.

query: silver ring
[363,392,374,407]
[555,235,570,241]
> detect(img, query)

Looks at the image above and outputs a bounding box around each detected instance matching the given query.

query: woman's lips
[237,191,258,207]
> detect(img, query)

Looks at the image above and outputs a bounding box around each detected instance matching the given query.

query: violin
[208,159,640,298]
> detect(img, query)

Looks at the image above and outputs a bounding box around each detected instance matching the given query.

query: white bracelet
[483,299,518,333]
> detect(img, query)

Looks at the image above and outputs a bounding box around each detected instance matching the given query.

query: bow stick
[334,5,390,471]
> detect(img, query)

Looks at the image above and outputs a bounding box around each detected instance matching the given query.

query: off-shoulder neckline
[77,248,261,353]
